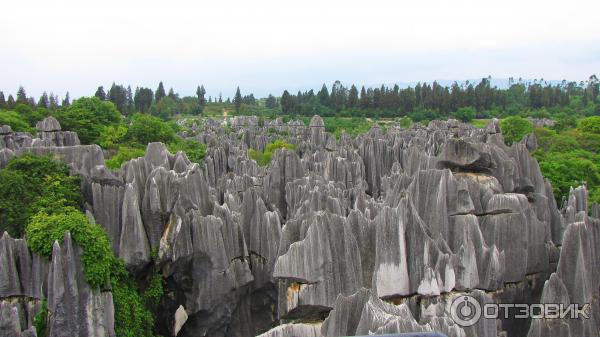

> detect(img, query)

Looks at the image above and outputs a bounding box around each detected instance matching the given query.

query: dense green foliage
[453,106,476,122]
[321,117,374,138]
[167,138,207,164]
[26,207,113,287]
[533,117,600,205]
[0,154,161,337]
[111,260,157,337]
[500,116,533,145]
[579,116,600,134]
[0,154,81,237]
[249,140,295,166]
[54,97,121,144]
[0,110,35,132]
[33,299,48,337]
[105,147,146,169]
[127,113,177,145]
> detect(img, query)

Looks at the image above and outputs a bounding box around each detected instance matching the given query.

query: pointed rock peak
[309,115,325,128]
[173,152,191,173]
[144,142,170,167]
[0,125,13,135]
[1,231,11,240]
[36,116,62,132]
[485,118,501,134]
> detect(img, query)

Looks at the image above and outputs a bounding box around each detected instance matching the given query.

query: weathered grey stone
[35,117,61,132]
[47,233,115,337]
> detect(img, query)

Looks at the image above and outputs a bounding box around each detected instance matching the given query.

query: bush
[0,110,34,132]
[167,138,207,164]
[127,113,177,145]
[111,259,156,337]
[105,147,145,169]
[33,299,48,337]
[99,125,129,149]
[454,106,476,122]
[0,154,81,237]
[249,140,295,166]
[578,116,600,134]
[500,116,533,145]
[552,115,577,133]
[398,117,412,129]
[54,97,121,144]
[26,207,113,287]
[534,149,600,201]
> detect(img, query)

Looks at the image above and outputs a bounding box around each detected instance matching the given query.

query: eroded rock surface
[1,116,599,337]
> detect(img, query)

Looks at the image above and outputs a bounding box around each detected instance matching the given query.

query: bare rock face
[35,117,61,132]
[47,233,115,337]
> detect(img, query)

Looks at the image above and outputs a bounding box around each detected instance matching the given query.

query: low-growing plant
[105,146,145,169]
[248,139,295,166]
[167,138,207,164]
[26,207,113,287]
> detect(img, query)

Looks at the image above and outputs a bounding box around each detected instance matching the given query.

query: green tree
[280,90,295,114]
[149,96,181,119]
[318,84,330,107]
[127,113,176,144]
[54,97,122,144]
[61,92,71,107]
[108,84,128,114]
[454,106,476,122]
[500,116,533,145]
[234,87,242,113]
[265,94,278,109]
[348,85,359,108]
[16,86,28,105]
[37,92,49,109]
[134,87,154,113]
[0,91,6,109]
[155,82,166,102]
[6,95,15,109]
[95,86,106,100]
[196,85,207,113]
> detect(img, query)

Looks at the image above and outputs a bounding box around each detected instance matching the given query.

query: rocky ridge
[0,116,598,337]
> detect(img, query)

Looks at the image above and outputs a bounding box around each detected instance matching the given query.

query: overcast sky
[1,0,599,99]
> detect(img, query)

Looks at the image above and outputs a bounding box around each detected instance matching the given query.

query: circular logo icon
[450,294,482,327]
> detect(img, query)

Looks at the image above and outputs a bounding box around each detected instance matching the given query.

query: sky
[1,0,599,99]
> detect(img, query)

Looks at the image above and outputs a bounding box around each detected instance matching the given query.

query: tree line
[278,76,600,118]
[2,75,598,120]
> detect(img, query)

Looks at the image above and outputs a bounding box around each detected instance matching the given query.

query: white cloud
[1,0,599,98]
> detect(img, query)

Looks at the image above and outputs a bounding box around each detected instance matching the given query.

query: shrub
[454,106,476,122]
[26,207,113,287]
[0,110,34,133]
[111,259,156,337]
[105,147,145,169]
[249,140,295,166]
[33,299,48,337]
[0,154,81,237]
[579,116,600,134]
[500,116,533,145]
[127,113,177,145]
[398,117,412,129]
[99,125,129,149]
[167,138,207,164]
[534,150,600,200]
[54,97,121,144]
